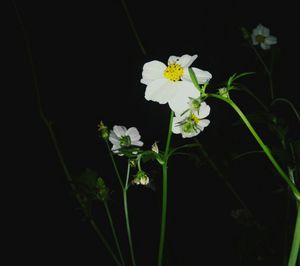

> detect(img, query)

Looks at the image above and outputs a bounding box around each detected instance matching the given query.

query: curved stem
[123,161,136,266]
[271,98,300,123]
[12,1,121,265]
[157,111,174,266]
[288,203,300,266]
[104,202,126,266]
[207,93,300,201]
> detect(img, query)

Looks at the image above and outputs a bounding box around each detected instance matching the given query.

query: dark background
[6,0,300,265]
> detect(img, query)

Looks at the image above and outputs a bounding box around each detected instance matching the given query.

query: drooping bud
[132,170,150,186]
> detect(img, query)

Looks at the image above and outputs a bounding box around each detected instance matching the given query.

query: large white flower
[251,24,277,50]
[141,54,212,114]
[109,125,143,154]
[172,101,211,138]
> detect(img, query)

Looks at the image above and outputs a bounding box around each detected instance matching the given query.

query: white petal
[182,67,212,84]
[265,36,277,45]
[109,130,120,145]
[126,127,141,142]
[168,54,197,67]
[168,81,200,115]
[261,25,270,36]
[141,60,166,85]
[198,119,210,130]
[251,34,258,45]
[198,102,211,119]
[178,54,198,67]
[132,140,143,147]
[112,144,121,151]
[261,43,270,50]
[172,116,184,134]
[145,79,177,104]
[113,125,127,137]
[182,128,200,138]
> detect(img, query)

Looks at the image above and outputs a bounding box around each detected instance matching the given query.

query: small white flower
[141,54,212,114]
[251,24,277,50]
[109,126,143,154]
[172,101,211,138]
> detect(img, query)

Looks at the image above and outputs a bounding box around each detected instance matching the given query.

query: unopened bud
[97,121,109,140]
[132,170,149,186]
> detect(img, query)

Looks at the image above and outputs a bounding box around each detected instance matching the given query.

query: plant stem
[104,202,126,266]
[123,161,136,266]
[207,93,300,202]
[288,203,300,266]
[157,111,174,266]
[105,140,124,189]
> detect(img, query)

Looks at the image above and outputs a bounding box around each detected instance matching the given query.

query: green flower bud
[97,121,109,140]
[132,170,149,186]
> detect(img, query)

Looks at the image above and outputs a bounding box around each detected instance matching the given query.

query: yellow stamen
[191,114,200,124]
[255,34,266,44]
[163,63,184,82]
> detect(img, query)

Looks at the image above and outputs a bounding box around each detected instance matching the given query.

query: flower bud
[132,170,149,186]
[97,121,109,140]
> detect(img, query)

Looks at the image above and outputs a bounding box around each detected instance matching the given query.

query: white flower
[109,125,143,154]
[141,54,212,114]
[172,101,211,138]
[251,24,277,50]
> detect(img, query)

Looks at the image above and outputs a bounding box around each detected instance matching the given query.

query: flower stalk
[157,110,174,266]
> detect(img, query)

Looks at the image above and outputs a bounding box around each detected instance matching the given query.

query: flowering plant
[15,0,298,262]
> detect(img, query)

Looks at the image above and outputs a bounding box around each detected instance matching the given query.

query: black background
[6,0,300,265]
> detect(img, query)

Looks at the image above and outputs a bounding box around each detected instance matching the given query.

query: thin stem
[12,1,121,265]
[105,140,124,189]
[271,98,300,123]
[207,93,300,201]
[123,161,136,266]
[90,220,123,266]
[104,202,126,266]
[119,0,147,55]
[157,111,174,266]
[288,203,300,266]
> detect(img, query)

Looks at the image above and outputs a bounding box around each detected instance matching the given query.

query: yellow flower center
[191,114,200,124]
[163,63,184,82]
[255,34,266,44]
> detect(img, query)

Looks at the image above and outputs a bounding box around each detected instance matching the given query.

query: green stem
[207,93,300,201]
[104,202,126,266]
[12,1,121,264]
[123,161,136,266]
[288,203,300,266]
[157,111,174,266]
[105,140,124,189]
